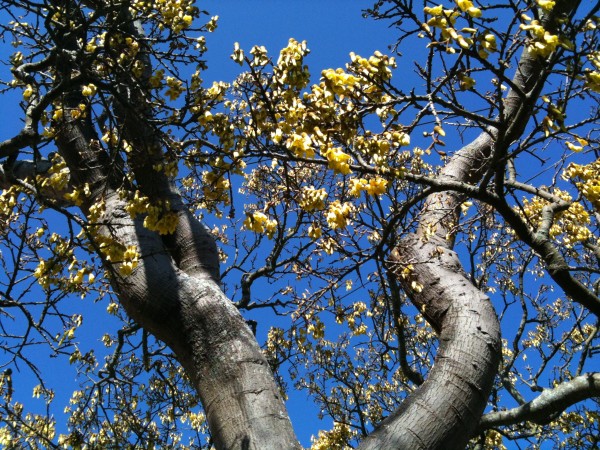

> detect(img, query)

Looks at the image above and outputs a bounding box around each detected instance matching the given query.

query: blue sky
[201,1,401,89]
[197,3,397,444]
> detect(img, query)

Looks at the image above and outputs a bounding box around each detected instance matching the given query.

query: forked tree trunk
[48,1,580,449]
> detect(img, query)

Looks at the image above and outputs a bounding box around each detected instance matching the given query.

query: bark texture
[479,372,600,430]
[359,2,582,448]
[5,0,588,449]
[44,5,301,449]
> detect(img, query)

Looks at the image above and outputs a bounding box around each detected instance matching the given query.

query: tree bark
[478,372,600,431]
[359,1,581,448]
[44,4,301,448]
[7,0,586,449]
[50,102,300,449]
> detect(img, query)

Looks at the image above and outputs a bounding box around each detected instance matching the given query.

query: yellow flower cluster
[124,191,179,235]
[584,51,600,93]
[307,224,322,240]
[202,170,231,205]
[231,42,244,65]
[119,245,140,276]
[540,96,566,136]
[324,146,352,175]
[424,5,477,50]
[455,0,482,18]
[310,422,354,450]
[243,211,277,238]
[131,0,196,33]
[298,186,327,212]
[81,84,96,97]
[565,136,588,153]
[95,235,140,276]
[249,45,269,67]
[144,210,179,235]
[63,183,91,206]
[458,72,476,90]
[348,50,396,83]
[0,416,56,447]
[536,0,555,11]
[564,159,600,211]
[286,132,315,158]
[421,4,500,58]
[326,201,353,229]
[307,317,325,339]
[152,160,178,177]
[520,189,592,247]
[322,68,359,97]
[349,177,388,197]
[149,68,165,88]
[84,32,106,54]
[520,16,561,58]
[477,33,498,59]
[37,153,70,192]
[33,233,92,290]
[22,84,33,100]
[0,186,18,222]
[335,301,370,336]
[273,39,311,89]
[165,77,184,101]
[351,130,410,167]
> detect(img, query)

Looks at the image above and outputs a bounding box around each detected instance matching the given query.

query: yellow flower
[326,201,353,229]
[537,0,555,11]
[324,147,352,175]
[299,186,327,212]
[81,84,97,96]
[307,224,322,240]
[23,84,33,100]
[244,211,277,238]
[565,141,583,152]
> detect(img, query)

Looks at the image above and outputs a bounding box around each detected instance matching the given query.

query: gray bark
[4,0,593,449]
[358,1,582,449]
[479,372,600,430]
[54,108,301,450]
[43,5,301,448]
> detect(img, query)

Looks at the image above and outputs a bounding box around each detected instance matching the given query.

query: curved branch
[359,2,584,449]
[478,373,600,430]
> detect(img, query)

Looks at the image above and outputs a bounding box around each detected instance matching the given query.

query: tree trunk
[359,1,581,448]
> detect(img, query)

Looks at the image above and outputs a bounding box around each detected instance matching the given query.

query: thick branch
[45,4,299,447]
[359,2,583,449]
[479,373,600,430]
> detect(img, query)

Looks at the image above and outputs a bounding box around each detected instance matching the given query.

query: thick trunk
[359,238,500,449]
[49,48,300,450]
[31,1,584,449]
[45,6,301,447]
[100,196,299,450]
[360,2,581,448]
[53,118,300,450]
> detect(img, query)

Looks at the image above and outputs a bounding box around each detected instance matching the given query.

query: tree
[0,0,599,448]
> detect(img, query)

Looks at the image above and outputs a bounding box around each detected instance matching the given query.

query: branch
[478,373,600,431]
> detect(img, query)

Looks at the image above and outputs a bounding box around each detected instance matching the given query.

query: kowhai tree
[0,0,599,448]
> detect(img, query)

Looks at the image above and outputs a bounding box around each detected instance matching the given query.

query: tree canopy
[0,0,599,448]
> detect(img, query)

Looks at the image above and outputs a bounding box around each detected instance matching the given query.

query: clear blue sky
[198,3,397,444]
